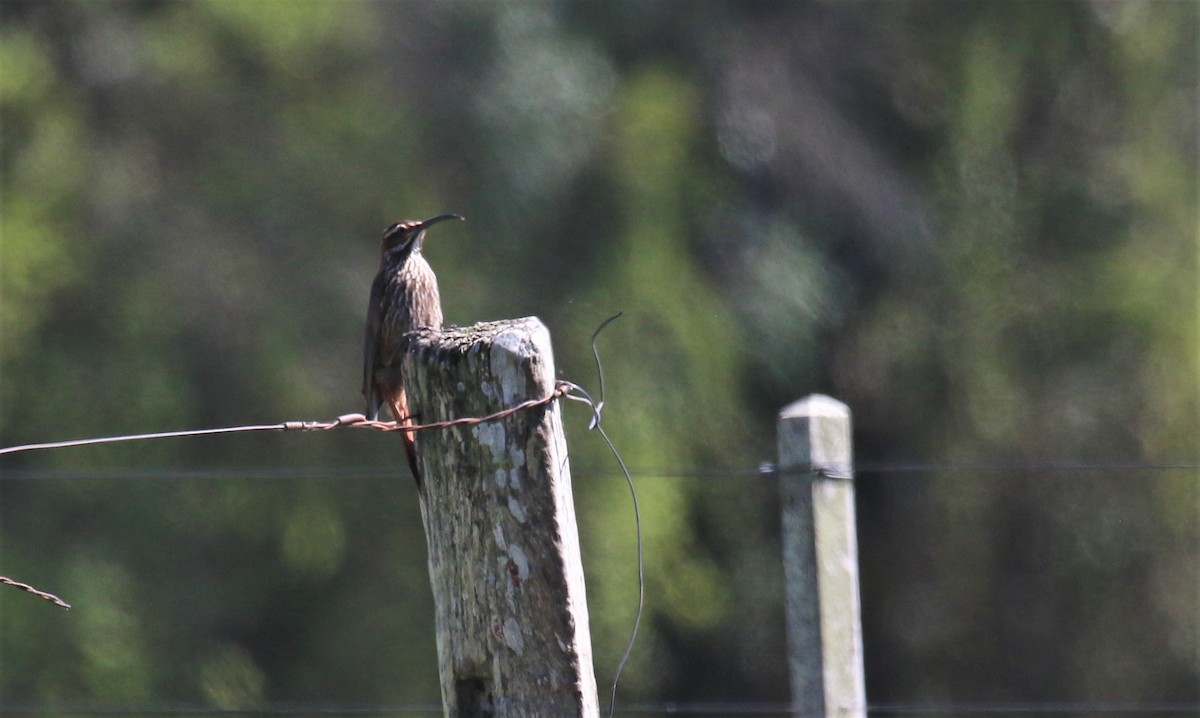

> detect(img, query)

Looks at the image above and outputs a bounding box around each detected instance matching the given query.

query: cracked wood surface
[399,317,598,718]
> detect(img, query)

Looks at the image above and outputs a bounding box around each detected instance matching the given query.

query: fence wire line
[0,382,577,459]
[1,461,1197,483]
[1,408,1195,478]
[0,702,1196,716]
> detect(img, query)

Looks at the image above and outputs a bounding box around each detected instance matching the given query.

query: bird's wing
[363,271,386,420]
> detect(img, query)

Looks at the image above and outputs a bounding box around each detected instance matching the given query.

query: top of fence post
[778,394,854,479]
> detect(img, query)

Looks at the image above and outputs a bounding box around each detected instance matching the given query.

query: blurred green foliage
[1,0,1195,711]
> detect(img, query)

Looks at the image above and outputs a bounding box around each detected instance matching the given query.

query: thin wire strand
[3,418,1194,479]
[2,462,1196,482]
[0,424,293,456]
[0,705,441,715]
[587,311,622,428]
[0,702,1195,716]
[598,421,643,718]
[569,311,644,718]
[0,575,71,610]
[861,703,1200,715]
[0,389,567,459]
[0,467,406,481]
[855,459,1200,473]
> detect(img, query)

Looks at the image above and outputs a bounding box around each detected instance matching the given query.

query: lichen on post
[401,317,598,718]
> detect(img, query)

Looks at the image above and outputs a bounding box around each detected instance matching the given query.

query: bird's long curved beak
[418,213,465,230]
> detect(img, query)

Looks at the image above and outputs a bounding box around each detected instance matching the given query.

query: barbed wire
[0,383,578,459]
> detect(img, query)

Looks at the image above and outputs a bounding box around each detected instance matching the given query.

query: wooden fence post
[778,394,865,718]
[401,317,599,718]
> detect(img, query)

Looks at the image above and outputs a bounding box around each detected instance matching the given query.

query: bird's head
[381,213,464,257]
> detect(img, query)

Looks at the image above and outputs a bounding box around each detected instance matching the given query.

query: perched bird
[363,213,464,484]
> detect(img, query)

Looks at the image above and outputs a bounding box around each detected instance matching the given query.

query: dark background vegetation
[1,0,1196,713]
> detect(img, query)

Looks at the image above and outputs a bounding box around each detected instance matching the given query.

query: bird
[363,213,464,485]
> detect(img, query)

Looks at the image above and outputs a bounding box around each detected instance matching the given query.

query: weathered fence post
[400,317,599,718]
[778,395,865,718]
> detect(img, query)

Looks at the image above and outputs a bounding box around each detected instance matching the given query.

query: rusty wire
[0,381,587,458]
[339,380,581,433]
[0,380,593,617]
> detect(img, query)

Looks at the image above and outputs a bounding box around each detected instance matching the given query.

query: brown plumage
[363,213,464,484]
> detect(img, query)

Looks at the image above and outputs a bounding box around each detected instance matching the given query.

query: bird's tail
[389,389,422,488]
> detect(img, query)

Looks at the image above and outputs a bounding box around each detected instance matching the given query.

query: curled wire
[569,312,643,718]
[586,311,622,427]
